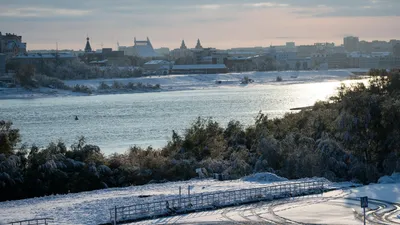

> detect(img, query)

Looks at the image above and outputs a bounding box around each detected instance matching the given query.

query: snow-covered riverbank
[0,70,362,100]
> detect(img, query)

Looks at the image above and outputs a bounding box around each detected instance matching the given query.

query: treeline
[7,66,161,95]
[1,69,400,201]
[7,60,144,81]
[98,81,161,91]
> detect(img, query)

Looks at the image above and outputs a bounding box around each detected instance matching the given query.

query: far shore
[0,70,369,100]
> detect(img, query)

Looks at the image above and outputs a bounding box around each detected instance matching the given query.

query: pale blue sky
[1,0,399,50]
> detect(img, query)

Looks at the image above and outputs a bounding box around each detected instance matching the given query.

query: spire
[195,38,203,49]
[180,40,187,49]
[84,36,92,53]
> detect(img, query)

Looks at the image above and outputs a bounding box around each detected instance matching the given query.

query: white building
[170,40,193,60]
[118,37,160,58]
[143,60,171,75]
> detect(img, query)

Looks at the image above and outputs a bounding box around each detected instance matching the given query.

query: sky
[0,0,399,50]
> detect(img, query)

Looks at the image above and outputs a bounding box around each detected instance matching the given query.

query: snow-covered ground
[0,70,362,99]
[129,183,400,225]
[0,173,349,225]
[128,173,400,225]
[1,172,398,225]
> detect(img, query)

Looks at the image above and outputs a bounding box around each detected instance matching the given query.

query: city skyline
[1,0,399,50]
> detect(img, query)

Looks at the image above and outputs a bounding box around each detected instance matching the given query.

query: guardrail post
[179,186,182,208]
[114,206,117,225]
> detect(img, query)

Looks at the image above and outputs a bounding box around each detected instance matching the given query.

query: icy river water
[1,79,363,154]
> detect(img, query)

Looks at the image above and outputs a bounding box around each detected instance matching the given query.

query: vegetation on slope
[1,69,400,201]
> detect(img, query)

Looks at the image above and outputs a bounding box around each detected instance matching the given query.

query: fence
[8,218,53,225]
[108,179,325,224]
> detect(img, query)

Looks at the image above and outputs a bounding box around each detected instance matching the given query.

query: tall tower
[195,39,203,49]
[180,40,187,49]
[84,37,92,53]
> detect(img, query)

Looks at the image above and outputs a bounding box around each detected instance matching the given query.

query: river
[0,80,361,154]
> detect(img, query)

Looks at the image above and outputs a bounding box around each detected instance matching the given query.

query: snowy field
[0,70,363,99]
[0,172,361,225]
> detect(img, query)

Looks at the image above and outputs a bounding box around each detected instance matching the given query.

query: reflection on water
[0,80,367,154]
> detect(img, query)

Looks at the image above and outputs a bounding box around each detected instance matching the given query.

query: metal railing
[109,179,325,224]
[8,218,53,225]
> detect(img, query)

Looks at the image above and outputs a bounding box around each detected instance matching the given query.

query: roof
[133,45,159,58]
[172,64,227,70]
[12,53,76,59]
[144,60,170,65]
[89,59,108,64]
[85,37,92,52]
[6,41,26,50]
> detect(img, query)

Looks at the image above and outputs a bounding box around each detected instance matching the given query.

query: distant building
[9,52,77,71]
[359,39,395,53]
[0,32,27,57]
[84,37,93,53]
[211,52,229,64]
[81,38,128,66]
[297,45,317,58]
[171,64,227,74]
[155,47,170,56]
[0,53,5,76]
[180,40,187,49]
[344,36,359,52]
[224,56,255,72]
[327,53,349,69]
[359,57,379,69]
[311,53,327,69]
[371,40,392,52]
[378,56,400,69]
[118,37,160,58]
[190,40,216,64]
[170,40,194,60]
[286,42,296,49]
[143,60,171,75]
[195,39,203,49]
[393,43,400,57]
[274,51,297,61]
[286,58,311,70]
[347,55,360,68]
[84,48,128,66]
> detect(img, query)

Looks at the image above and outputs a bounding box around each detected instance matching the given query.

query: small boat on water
[290,75,298,78]
[75,116,79,120]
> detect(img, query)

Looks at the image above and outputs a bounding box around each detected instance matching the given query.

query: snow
[172,64,227,70]
[241,172,288,183]
[0,170,379,225]
[378,172,400,184]
[347,183,400,204]
[0,176,321,225]
[130,183,400,225]
[0,70,365,99]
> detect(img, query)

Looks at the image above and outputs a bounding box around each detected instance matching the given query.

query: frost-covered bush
[34,74,70,90]
[72,84,93,94]
[199,158,229,174]
[255,136,280,169]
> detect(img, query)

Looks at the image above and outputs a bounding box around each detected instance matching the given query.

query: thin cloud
[196,4,222,10]
[0,7,91,18]
[246,2,289,8]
